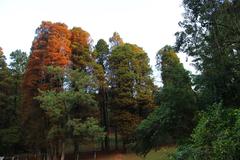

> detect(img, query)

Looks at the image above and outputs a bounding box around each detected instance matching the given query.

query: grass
[144,146,176,160]
[66,134,176,160]
[83,146,176,160]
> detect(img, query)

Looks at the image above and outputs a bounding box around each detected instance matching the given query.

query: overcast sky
[0,0,194,82]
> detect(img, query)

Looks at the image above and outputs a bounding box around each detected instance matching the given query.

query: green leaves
[172,103,240,160]
[9,50,28,76]
[35,66,103,147]
[109,43,153,111]
[0,49,21,153]
[36,90,65,120]
[108,43,154,143]
[134,105,174,156]
[68,117,105,143]
[171,2,240,159]
[0,126,21,153]
[177,0,240,108]
[157,46,196,136]
[134,46,196,156]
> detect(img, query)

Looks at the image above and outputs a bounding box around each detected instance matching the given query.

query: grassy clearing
[83,146,176,160]
[144,146,176,160]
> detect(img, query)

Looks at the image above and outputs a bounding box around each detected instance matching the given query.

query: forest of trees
[0,0,240,160]
[0,22,154,159]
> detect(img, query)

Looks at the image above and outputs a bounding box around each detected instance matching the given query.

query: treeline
[0,22,155,159]
[1,0,240,160]
[134,0,240,159]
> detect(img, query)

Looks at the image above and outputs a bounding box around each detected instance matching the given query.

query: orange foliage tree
[21,21,71,150]
[70,27,91,70]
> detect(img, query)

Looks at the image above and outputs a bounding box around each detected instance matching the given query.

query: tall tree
[9,50,28,116]
[70,27,103,154]
[134,46,196,156]
[171,1,240,159]
[21,21,71,151]
[94,39,110,151]
[70,27,95,116]
[0,48,21,154]
[109,43,154,149]
[175,0,240,108]
[156,46,196,136]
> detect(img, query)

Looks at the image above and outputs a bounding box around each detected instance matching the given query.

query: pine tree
[175,0,240,108]
[94,39,110,150]
[9,50,28,117]
[0,48,21,153]
[134,46,196,155]
[156,46,196,135]
[70,27,91,71]
[69,27,103,154]
[36,67,103,160]
[108,43,154,149]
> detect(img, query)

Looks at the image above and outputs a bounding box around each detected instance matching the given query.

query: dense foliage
[1,1,240,159]
[134,46,196,156]
[172,103,240,160]
[109,43,154,149]
[21,21,72,151]
[171,0,240,159]
[0,21,155,158]
[175,0,240,108]
[35,67,102,159]
[0,48,24,154]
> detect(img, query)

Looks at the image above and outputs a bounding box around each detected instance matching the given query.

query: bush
[0,126,21,154]
[172,103,240,160]
[134,105,175,156]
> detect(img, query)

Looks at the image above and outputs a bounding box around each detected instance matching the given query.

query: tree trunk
[104,132,110,151]
[103,87,110,151]
[60,142,65,160]
[94,143,97,160]
[53,146,57,160]
[76,153,79,160]
[99,87,110,151]
[115,127,118,150]
[94,151,97,160]
[74,142,80,160]
[122,141,127,153]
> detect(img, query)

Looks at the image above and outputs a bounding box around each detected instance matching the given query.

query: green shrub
[172,103,240,160]
[134,105,175,156]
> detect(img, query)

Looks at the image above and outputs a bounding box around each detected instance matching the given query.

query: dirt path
[92,152,142,160]
[113,153,124,160]
[76,151,142,160]
[94,153,124,160]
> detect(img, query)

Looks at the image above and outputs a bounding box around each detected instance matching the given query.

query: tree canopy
[1,2,240,158]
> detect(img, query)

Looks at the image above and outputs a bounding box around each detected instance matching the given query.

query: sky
[0,0,195,83]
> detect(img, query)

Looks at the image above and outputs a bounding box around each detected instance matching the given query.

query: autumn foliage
[23,21,71,90]
[8,20,156,156]
[21,21,72,148]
